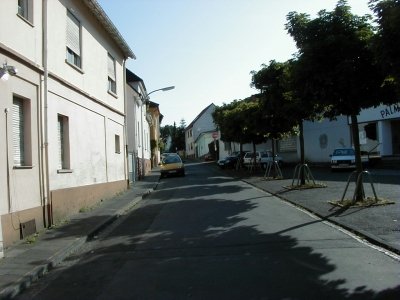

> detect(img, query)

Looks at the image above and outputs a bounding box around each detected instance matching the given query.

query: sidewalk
[220,164,400,255]
[0,170,160,300]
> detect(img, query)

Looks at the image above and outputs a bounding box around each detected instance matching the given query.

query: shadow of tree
[30,193,400,299]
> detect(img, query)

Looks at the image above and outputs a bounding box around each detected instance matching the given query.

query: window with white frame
[108,53,116,94]
[18,0,33,23]
[57,114,70,170]
[12,97,32,167]
[66,10,81,68]
[115,134,121,153]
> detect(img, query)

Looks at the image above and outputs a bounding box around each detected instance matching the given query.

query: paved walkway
[219,164,400,254]
[0,171,160,299]
[0,163,399,299]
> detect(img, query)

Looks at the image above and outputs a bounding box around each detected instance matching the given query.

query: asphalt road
[17,162,400,299]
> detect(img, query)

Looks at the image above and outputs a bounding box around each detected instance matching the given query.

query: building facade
[185,103,217,158]
[126,70,152,181]
[0,0,134,252]
[277,103,400,164]
[148,101,163,167]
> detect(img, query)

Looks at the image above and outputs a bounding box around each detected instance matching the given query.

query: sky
[98,0,372,126]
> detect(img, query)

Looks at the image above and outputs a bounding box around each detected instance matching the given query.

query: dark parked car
[217,155,239,169]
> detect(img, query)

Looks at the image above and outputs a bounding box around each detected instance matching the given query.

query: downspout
[140,99,145,179]
[122,59,129,188]
[42,0,51,227]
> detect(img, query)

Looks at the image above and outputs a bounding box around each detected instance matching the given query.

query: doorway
[391,120,400,155]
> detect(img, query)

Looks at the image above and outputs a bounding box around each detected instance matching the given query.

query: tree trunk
[299,121,306,185]
[252,141,257,168]
[350,114,364,202]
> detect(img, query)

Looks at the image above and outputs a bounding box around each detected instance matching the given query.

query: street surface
[17,162,400,299]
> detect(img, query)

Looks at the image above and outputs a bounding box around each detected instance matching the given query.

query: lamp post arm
[147,86,175,97]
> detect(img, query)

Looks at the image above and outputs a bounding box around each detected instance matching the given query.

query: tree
[213,97,267,166]
[286,0,395,201]
[251,61,298,167]
[370,0,400,95]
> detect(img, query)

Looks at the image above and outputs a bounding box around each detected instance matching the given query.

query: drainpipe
[42,0,51,227]
[122,59,129,189]
[140,99,145,179]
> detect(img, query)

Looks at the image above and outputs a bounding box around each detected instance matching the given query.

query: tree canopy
[370,0,400,95]
[286,1,386,118]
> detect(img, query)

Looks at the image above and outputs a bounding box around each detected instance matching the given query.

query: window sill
[108,90,118,99]
[17,14,34,27]
[57,169,73,174]
[13,165,34,169]
[65,60,84,74]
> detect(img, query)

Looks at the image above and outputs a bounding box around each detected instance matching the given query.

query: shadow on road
[28,177,400,299]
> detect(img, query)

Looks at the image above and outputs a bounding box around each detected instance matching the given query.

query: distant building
[185,104,217,158]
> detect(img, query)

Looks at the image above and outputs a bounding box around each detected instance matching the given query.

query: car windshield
[333,149,355,156]
[163,155,181,164]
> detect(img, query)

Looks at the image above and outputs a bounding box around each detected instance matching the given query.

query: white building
[0,0,134,251]
[277,103,400,164]
[215,103,400,165]
[185,103,217,158]
[126,70,152,181]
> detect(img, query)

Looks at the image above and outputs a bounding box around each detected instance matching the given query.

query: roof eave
[83,0,136,59]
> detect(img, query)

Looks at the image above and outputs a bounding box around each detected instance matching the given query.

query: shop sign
[380,103,400,119]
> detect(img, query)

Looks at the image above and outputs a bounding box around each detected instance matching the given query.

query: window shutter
[108,54,116,81]
[12,99,25,166]
[66,11,81,56]
[57,116,64,169]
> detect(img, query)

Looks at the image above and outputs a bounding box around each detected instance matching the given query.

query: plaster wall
[46,0,125,114]
[0,1,43,65]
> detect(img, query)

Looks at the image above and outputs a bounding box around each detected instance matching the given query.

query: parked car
[330,148,368,170]
[243,152,261,165]
[159,154,185,177]
[260,151,283,168]
[217,155,239,169]
[243,151,283,167]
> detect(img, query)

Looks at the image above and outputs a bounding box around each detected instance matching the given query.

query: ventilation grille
[20,219,37,239]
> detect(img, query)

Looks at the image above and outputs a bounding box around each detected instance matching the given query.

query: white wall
[192,104,216,142]
[0,1,43,65]
[196,133,214,157]
[303,116,350,162]
[47,0,125,113]
[0,65,41,213]
[47,79,126,190]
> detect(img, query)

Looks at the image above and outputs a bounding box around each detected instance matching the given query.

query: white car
[243,151,283,167]
[243,152,261,165]
[260,151,283,168]
[330,148,368,170]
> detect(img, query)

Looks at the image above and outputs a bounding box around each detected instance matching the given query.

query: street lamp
[0,62,18,81]
[139,85,175,179]
[147,86,175,97]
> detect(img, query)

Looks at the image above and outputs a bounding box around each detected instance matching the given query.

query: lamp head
[161,86,175,91]
[0,63,18,81]
[0,69,9,81]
